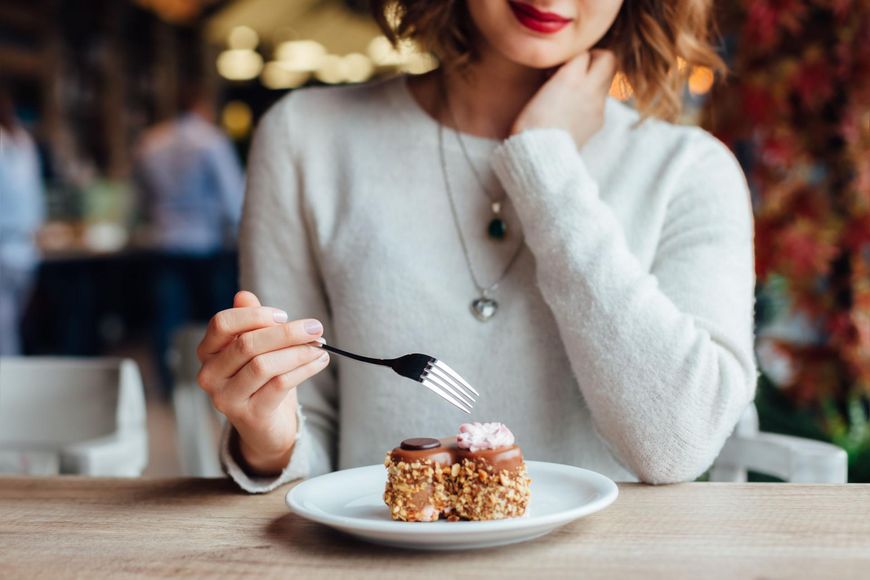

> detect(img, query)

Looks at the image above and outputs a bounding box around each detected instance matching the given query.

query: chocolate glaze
[390,437,524,472]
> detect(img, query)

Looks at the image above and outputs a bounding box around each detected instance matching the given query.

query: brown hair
[370,0,725,121]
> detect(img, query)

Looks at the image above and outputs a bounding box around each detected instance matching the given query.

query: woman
[197,0,757,492]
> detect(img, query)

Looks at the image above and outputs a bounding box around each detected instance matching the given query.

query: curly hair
[370,0,726,121]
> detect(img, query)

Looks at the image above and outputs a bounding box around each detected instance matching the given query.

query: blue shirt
[0,125,43,270]
[134,114,244,254]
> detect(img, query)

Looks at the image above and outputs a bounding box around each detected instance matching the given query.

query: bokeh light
[342,53,374,83]
[261,62,311,90]
[221,100,253,138]
[216,48,263,81]
[401,53,438,75]
[688,66,715,95]
[275,40,326,72]
[227,25,258,50]
[315,54,345,84]
[367,36,423,67]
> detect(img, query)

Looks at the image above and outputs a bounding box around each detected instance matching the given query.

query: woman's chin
[498,44,576,70]
[510,55,572,70]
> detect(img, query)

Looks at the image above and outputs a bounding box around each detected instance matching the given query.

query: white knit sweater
[221,76,757,492]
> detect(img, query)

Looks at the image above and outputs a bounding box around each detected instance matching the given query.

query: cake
[383,422,531,522]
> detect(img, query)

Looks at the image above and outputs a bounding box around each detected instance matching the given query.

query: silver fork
[312,338,478,413]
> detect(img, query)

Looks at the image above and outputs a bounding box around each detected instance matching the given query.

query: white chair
[710,404,848,483]
[0,357,148,476]
[170,325,223,477]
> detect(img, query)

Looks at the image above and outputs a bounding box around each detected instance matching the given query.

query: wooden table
[2,478,869,579]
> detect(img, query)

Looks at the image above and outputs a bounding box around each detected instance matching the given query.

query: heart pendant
[471,297,498,322]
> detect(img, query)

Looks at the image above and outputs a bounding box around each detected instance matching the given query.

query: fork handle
[314,339,391,367]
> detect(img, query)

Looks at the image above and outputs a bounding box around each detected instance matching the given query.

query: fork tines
[420,359,479,414]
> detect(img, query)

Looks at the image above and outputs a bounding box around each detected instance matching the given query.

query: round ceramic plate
[286,460,618,550]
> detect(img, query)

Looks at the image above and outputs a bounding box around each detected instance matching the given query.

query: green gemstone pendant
[488,217,507,240]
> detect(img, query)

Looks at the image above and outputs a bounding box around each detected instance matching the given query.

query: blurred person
[133,81,244,396]
[196,0,757,491]
[0,84,44,355]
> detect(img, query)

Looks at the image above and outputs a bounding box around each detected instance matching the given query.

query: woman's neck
[410,43,549,140]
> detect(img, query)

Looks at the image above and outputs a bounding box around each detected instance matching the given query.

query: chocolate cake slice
[383,423,531,522]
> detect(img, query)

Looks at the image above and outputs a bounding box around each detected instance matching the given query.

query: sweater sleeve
[491,128,757,484]
[220,95,338,492]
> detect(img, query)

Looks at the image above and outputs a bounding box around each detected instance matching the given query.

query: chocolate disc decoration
[400,437,441,451]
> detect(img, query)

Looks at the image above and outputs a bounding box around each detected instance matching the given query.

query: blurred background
[0,0,867,480]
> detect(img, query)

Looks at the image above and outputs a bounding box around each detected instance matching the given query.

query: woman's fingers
[249,351,330,413]
[209,318,325,379]
[588,49,617,87]
[197,305,289,360]
[216,343,326,410]
[551,51,591,86]
[233,290,261,309]
[552,49,614,89]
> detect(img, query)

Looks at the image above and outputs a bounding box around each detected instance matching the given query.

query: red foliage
[705,1,870,430]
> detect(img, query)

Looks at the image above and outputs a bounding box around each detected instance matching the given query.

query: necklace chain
[442,90,506,209]
[437,119,524,297]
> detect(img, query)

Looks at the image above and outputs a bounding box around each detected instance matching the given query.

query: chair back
[0,357,147,475]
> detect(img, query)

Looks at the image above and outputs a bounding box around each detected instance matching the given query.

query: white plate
[286,460,618,550]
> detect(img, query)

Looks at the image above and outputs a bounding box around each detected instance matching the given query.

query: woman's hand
[196,290,330,475]
[512,50,617,148]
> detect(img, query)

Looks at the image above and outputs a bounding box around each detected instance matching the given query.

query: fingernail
[318,351,329,363]
[272,309,288,323]
[304,319,323,335]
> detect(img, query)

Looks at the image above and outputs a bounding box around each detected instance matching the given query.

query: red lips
[509,1,573,34]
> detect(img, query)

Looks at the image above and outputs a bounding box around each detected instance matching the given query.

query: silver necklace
[442,87,509,242]
[437,119,524,322]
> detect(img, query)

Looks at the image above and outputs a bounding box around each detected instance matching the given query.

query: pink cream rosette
[456,422,515,452]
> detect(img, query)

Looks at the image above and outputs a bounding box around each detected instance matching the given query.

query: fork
[312,338,479,413]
